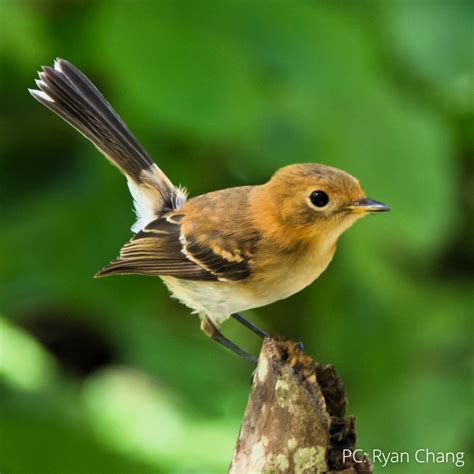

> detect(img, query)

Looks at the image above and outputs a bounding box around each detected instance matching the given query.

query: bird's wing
[96,206,259,282]
[180,225,257,282]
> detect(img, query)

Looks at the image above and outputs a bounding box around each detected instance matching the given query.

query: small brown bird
[30,59,389,363]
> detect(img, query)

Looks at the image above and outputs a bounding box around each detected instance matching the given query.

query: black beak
[347,197,390,212]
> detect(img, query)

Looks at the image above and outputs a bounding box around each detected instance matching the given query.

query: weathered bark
[229,338,372,474]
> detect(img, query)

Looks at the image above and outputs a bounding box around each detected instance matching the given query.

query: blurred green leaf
[384,1,474,113]
[82,367,237,471]
[0,316,57,390]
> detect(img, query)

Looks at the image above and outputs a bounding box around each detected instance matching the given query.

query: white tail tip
[28,88,55,103]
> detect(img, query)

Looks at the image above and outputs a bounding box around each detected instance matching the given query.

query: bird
[29,58,390,364]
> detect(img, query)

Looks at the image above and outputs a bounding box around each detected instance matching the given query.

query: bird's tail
[29,59,186,231]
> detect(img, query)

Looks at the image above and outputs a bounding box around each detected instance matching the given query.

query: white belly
[161,244,335,327]
[161,276,252,325]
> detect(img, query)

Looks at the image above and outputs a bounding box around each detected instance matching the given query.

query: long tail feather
[29,58,154,182]
[29,58,187,231]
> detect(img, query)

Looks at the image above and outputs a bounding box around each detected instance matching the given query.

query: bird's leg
[231,313,304,350]
[201,316,258,365]
[231,312,268,338]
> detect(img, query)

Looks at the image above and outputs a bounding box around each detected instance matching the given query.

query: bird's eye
[310,190,329,208]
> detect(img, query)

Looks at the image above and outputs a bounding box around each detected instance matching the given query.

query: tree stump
[229,338,372,473]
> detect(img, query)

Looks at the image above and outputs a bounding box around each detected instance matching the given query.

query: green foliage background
[0,1,472,473]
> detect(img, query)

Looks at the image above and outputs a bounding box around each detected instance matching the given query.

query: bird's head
[258,163,389,248]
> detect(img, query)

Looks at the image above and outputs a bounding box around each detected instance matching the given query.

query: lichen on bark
[229,338,372,474]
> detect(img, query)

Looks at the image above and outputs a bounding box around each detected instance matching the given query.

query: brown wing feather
[95,216,217,280]
[96,186,260,282]
[181,231,257,281]
[179,187,260,281]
